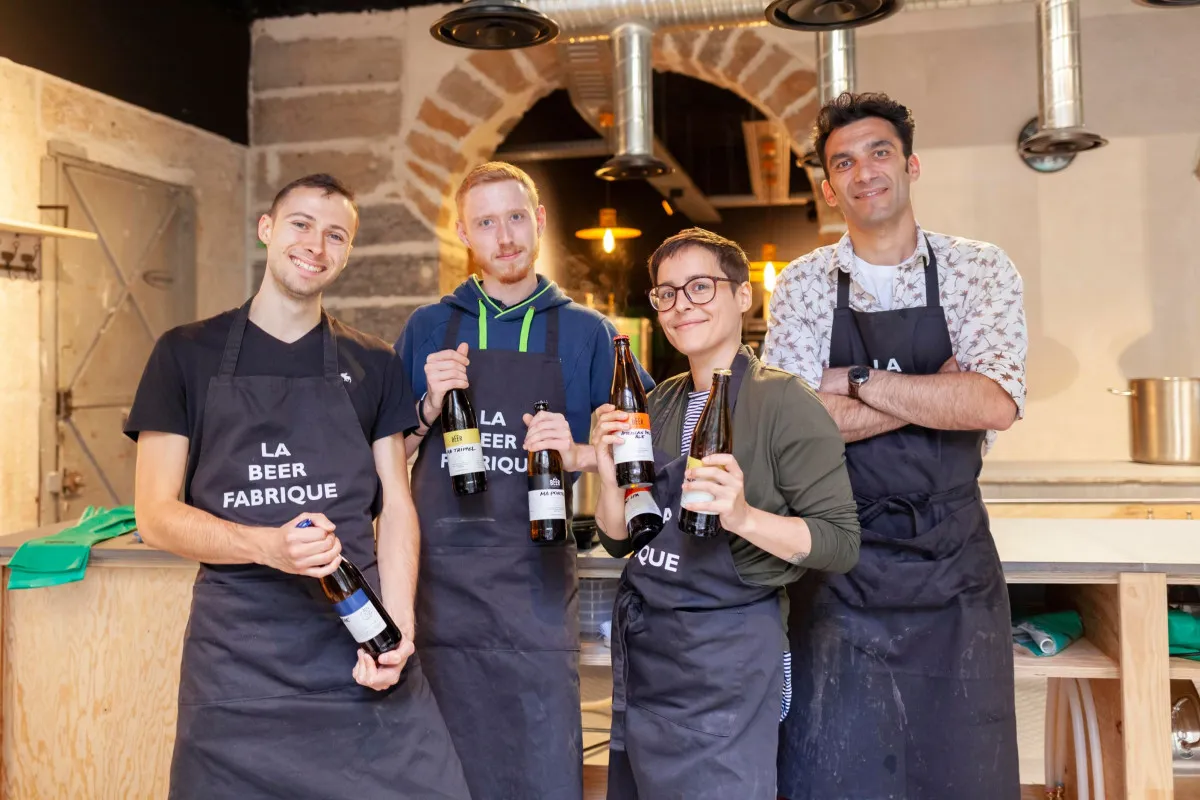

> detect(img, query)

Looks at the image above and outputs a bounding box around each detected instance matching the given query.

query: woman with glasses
[589,228,862,799]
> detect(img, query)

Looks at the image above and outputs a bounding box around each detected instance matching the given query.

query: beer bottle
[624,486,663,550]
[528,400,568,544]
[680,368,733,538]
[300,520,404,660]
[610,335,654,487]
[442,387,486,496]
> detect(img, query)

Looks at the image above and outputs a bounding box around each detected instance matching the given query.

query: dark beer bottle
[624,486,663,550]
[680,368,733,538]
[528,400,568,544]
[442,387,486,496]
[610,335,654,488]
[300,520,404,660]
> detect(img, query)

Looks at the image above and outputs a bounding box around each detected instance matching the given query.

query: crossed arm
[816,358,1019,443]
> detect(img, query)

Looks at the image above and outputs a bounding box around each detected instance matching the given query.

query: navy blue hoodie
[396,274,654,446]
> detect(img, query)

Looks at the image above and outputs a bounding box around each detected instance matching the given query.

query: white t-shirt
[853,255,901,311]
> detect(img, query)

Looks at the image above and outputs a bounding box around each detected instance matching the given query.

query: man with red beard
[398,161,652,800]
[126,173,470,799]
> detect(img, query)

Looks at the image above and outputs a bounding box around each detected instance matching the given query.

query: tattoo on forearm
[787,551,810,565]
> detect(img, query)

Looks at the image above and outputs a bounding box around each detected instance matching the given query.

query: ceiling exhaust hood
[594,23,669,181]
[764,0,904,31]
[1018,0,1107,157]
[430,0,559,49]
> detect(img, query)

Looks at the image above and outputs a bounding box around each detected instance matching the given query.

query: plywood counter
[2,515,1200,798]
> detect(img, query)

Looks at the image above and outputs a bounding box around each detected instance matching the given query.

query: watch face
[849,366,870,383]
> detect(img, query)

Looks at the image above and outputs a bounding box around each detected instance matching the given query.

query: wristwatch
[847,366,871,400]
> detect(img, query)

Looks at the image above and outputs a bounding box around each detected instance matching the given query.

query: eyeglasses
[648,276,741,312]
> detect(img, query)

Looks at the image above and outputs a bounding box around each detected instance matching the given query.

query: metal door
[39,155,196,523]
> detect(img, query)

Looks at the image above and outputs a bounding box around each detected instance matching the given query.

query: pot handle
[1107,388,1134,396]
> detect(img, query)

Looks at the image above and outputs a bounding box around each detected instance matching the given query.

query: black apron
[778,241,1020,799]
[411,305,583,800]
[608,355,784,800]
[169,301,470,800]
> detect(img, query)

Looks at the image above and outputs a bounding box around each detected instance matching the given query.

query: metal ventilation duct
[802,28,856,237]
[595,23,669,180]
[1019,0,1106,156]
[817,28,856,105]
[527,0,771,36]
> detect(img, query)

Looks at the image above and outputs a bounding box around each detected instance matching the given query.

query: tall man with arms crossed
[126,174,469,800]
[397,161,652,800]
[767,93,1028,799]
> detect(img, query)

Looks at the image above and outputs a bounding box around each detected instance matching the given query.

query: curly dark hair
[814,92,916,173]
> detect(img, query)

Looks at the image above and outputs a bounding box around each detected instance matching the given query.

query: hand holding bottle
[352,639,414,691]
[423,342,470,417]
[262,513,342,577]
[682,454,751,535]
[590,404,631,489]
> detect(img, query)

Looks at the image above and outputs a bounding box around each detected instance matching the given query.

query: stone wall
[248,6,821,345]
[0,58,246,534]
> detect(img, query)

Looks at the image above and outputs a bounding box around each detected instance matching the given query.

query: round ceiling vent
[430,0,559,50]
[1133,0,1200,7]
[595,154,672,182]
[765,0,904,31]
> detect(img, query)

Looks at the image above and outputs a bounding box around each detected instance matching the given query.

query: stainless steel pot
[1108,378,1200,465]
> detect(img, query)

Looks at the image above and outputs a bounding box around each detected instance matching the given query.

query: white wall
[761,1,1200,461]
[0,59,247,533]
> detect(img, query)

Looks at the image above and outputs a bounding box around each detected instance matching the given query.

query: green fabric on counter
[7,505,138,590]
[1168,608,1200,661]
[1011,610,1084,656]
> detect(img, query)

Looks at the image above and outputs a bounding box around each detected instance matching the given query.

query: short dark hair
[814,92,915,173]
[268,173,359,220]
[648,227,750,286]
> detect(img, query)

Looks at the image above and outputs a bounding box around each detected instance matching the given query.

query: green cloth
[7,505,138,590]
[1169,608,1200,661]
[1011,610,1084,656]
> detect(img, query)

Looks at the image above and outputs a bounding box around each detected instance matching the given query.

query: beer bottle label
[624,486,661,525]
[443,428,485,476]
[332,588,387,643]
[612,412,653,465]
[681,456,723,508]
[528,473,567,522]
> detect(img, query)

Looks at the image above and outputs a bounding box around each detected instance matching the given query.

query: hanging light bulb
[576,207,641,253]
[763,260,777,294]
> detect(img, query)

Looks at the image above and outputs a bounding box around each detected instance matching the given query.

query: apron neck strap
[440,305,560,357]
[835,236,940,310]
[218,299,338,381]
[921,238,939,308]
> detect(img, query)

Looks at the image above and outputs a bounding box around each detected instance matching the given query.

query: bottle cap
[714,368,732,376]
[613,334,630,343]
[533,400,550,411]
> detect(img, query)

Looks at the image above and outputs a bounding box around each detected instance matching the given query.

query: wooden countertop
[980,460,1200,486]
[6,517,1200,584]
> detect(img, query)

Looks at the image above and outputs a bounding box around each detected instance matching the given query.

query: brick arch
[400,28,817,295]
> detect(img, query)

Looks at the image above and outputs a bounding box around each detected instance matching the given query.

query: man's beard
[477,241,540,285]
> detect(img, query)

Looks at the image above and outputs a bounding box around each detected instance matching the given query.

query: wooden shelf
[1170,656,1200,679]
[1012,638,1119,679]
[0,216,97,241]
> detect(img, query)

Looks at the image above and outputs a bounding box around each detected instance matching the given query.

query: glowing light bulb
[602,228,615,254]
[763,262,776,294]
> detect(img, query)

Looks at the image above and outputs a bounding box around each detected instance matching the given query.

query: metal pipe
[612,22,655,159]
[1036,0,1084,130]
[817,28,856,105]
[529,0,769,36]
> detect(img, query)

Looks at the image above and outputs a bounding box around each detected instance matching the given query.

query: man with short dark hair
[127,173,470,799]
[768,93,1027,798]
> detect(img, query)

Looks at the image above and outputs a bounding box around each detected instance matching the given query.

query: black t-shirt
[124,308,417,508]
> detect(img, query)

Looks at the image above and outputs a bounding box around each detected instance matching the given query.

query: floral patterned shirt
[762,226,1027,451]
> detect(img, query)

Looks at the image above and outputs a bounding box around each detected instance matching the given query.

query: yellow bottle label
[443,428,481,448]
